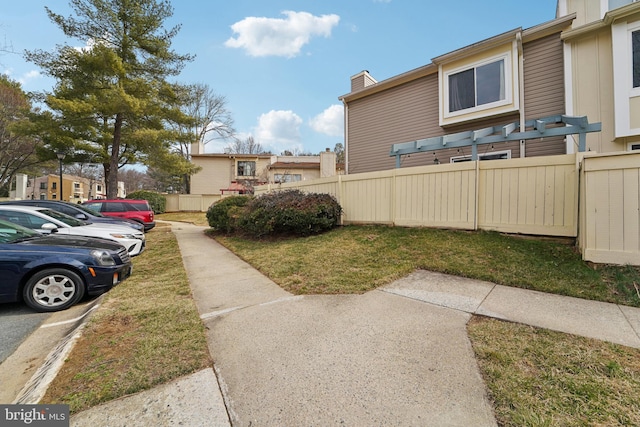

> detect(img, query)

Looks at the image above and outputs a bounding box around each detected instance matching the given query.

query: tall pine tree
[25,0,193,198]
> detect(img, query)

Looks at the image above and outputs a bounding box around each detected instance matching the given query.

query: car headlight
[110,233,136,239]
[91,249,116,266]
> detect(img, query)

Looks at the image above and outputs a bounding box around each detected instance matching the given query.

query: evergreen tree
[25,0,193,198]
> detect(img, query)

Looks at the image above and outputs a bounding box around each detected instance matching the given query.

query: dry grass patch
[468,317,640,426]
[157,211,208,226]
[42,223,211,413]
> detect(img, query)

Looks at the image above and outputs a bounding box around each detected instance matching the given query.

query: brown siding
[346,32,567,174]
[347,75,439,174]
[523,33,566,157]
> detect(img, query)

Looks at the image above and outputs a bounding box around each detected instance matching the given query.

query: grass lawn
[43,212,640,425]
[42,222,211,413]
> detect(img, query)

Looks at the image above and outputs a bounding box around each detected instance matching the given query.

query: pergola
[389,115,602,168]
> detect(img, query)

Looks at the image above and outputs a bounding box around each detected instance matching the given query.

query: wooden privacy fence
[255,153,579,238]
[165,194,220,213]
[580,152,640,265]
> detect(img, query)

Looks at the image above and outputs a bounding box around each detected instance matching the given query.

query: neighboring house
[190,148,342,196]
[13,173,109,202]
[560,0,640,152]
[339,1,639,174]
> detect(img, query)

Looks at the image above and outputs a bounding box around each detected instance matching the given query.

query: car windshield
[71,203,105,217]
[39,208,87,227]
[0,218,40,243]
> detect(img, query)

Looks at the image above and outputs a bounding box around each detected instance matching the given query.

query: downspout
[517,32,526,158]
[342,99,349,175]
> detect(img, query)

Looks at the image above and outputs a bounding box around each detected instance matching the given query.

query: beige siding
[582,152,640,264]
[568,29,619,152]
[191,156,236,195]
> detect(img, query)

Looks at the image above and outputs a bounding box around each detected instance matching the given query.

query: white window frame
[443,53,512,120]
[236,160,256,177]
[612,19,640,137]
[628,142,640,150]
[450,149,512,163]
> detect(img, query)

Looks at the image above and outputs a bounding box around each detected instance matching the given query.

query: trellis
[389,115,602,168]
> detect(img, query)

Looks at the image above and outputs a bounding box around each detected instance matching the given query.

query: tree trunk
[107,113,123,199]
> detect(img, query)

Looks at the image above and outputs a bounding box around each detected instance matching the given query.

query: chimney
[350,70,377,92]
[320,148,337,178]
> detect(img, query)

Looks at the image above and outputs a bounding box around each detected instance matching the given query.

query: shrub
[127,190,166,214]
[237,190,342,237]
[206,196,251,233]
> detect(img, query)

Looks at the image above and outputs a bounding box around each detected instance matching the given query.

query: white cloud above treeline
[254,110,303,153]
[225,11,340,58]
[309,104,343,137]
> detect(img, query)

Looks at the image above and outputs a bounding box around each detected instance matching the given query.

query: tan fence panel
[394,163,477,229]
[478,154,578,237]
[165,194,220,212]
[340,172,393,224]
[582,152,640,265]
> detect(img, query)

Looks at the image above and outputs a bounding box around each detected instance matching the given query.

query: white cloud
[225,11,340,58]
[4,69,43,87]
[309,104,343,137]
[254,110,303,153]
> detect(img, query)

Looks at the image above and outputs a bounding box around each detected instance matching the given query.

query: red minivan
[83,199,156,232]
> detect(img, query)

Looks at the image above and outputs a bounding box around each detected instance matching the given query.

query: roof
[269,162,321,170]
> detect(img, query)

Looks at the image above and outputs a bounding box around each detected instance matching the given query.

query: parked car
[0,219,132,312]
[0,200,145,232]
[0,205,145,256]
[83,199,156,231]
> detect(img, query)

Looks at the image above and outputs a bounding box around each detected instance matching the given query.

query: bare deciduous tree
[226,136,268,154]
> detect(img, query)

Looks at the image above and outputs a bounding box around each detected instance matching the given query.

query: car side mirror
[41,223,58,233]
[75,213,88,220]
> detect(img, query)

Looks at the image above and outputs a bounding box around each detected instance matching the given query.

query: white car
[0,205,145,256]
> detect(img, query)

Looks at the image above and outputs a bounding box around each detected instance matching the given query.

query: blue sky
[1,0,559,156]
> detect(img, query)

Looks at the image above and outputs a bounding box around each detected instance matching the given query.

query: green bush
[127,190,166,214]
[206,196,251,233]
[237,190,342,237]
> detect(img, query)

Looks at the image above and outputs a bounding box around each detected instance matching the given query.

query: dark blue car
[0,219,132,312]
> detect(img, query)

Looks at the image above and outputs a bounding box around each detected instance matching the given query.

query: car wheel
[23,269,86,312]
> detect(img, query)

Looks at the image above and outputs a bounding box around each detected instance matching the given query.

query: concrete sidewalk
[70,222,640,426]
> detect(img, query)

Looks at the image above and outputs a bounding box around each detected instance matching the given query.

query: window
[274,174,302,183]
[39,194,46,200]
[51,182,57,190]
[609,0,638,11]
[237,161,256,177]
[633,29,639,88]
[39,182,47,190]
[448,59,505,113]
[96,184,102,192]
[74,182,81,190]
[450,150,511,163]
